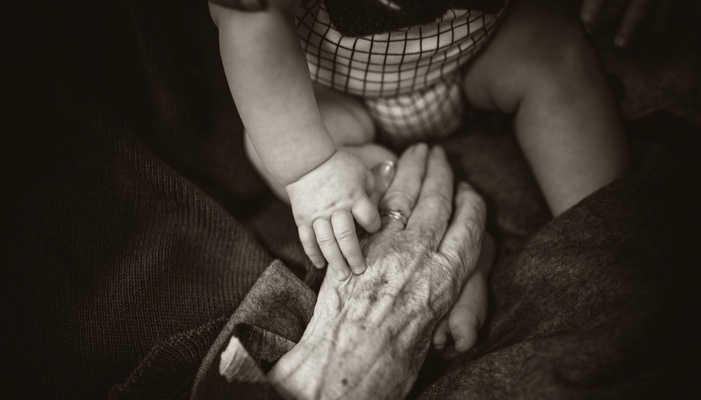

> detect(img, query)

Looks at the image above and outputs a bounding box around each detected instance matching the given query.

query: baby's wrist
[261,126,336,186]
[282,148,337,188]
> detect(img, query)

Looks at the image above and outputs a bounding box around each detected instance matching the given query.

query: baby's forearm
[211,2,335,185]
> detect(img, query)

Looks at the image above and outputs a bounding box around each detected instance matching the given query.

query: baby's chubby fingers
[368,160,396,207]
[331,210,366,275]
[352,196,381,234]
[432,319,449,351]
[299,225,326,269]
[313,218,351,280]
[448,302,481,353]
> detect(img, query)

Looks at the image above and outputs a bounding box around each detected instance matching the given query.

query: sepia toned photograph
[3,0,700,398]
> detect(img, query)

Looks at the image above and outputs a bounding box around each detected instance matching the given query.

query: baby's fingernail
[352,263,366,275]
[377,160,395,177]
[335,268,349,280]
[413,143,429,154]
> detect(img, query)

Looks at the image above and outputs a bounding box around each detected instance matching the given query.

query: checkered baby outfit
[296,0,506,145]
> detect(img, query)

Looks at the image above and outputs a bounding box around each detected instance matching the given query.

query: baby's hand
[286,151,380,279]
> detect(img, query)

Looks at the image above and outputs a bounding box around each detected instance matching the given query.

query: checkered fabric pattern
[296,0,506,142]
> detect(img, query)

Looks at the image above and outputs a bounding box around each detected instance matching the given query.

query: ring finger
[378,143,429,228]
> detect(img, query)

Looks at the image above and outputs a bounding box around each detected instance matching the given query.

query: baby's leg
[462,0,629,216]
[245,84,396,202]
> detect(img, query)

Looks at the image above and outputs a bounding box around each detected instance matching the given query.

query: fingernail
[377,160,395,177]
[413,143,429,153]
[335,268,349,280]
[352,264,366,275]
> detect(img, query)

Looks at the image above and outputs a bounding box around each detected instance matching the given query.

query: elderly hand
[580,0,671,47]
[268,144,488,399]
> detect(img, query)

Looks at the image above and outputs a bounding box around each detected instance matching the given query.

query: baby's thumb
[368,160,395,206]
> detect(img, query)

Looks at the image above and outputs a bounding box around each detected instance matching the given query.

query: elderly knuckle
[384,188,416,209]
[467,212,487,233]
[423,190,452,207]
[414,239,435,257]
[448,250,466,271]
[457,186,485,208]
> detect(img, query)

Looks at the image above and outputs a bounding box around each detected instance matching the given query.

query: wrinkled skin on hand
[269,145,487,400]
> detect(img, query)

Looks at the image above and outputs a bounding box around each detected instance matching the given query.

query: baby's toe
[432,318,449,350]
[449,311,480,352]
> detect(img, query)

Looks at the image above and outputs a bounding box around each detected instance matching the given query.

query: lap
[417,166,700,399]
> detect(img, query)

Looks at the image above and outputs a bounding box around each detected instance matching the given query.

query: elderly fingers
[379,144,428,214]
[438,182,486,283]
[331,211,366,275]
[407,146,453,248]
[313,219,350,280]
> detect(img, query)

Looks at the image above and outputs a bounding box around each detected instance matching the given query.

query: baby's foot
[432,232,495,353]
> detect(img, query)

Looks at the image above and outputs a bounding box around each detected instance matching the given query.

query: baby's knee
[525,20,599,89]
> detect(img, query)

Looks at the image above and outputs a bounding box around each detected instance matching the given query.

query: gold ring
[380,209,409,228]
